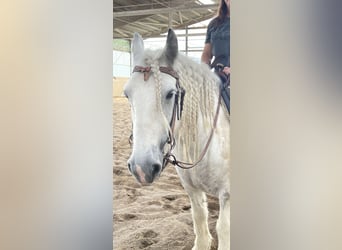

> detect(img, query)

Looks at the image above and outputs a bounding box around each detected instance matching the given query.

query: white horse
[124,29,230,250]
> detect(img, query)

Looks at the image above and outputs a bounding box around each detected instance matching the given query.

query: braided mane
[142,49,222,162]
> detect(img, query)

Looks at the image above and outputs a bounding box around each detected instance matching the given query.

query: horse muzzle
[127,157,162,184]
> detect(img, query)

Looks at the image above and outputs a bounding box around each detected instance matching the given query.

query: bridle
[130,65,222,170]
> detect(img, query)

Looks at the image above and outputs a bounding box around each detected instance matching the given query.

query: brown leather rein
[131,65,222,170]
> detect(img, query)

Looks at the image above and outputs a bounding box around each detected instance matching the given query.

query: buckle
[215,63,225,71]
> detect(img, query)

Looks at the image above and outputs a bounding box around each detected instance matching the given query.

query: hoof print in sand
[138,239,154,249]
[147,200,162,206]
[182,205,191,211]
[142,229,158,238]
[138,230,159,249]
[122,213,137,220]
[163,195,177,201]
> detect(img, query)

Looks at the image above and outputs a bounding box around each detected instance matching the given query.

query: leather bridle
[130,65,221,170]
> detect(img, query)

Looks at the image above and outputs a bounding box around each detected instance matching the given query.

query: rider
[201,0,230,114]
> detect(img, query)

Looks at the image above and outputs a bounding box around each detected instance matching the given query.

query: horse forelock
[140,49,173,140]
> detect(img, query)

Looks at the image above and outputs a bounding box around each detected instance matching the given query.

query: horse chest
[176,165,225,197]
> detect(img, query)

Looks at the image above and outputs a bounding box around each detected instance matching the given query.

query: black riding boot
[216,72,230,114]
[221,85,230,114]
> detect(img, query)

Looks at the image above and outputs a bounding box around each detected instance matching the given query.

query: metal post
[185,26,188,55]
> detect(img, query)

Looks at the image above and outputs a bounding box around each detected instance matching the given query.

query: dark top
[205,16,230,67]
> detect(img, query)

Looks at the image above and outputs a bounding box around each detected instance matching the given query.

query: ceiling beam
[114,28,129,37]
[146,32,207,38]
[135,21,164,29]
[178,11,183,24]
[113,4,218,17]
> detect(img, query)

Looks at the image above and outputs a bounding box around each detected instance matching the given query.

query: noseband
[130,65,221,170]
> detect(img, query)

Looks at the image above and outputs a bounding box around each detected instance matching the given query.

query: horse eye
[166,91,175,100]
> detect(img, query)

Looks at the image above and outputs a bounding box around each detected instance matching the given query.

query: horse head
[124,29,180,184]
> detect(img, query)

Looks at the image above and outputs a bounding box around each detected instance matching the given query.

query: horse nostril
[127,162,132,172]
[151,163,161,178]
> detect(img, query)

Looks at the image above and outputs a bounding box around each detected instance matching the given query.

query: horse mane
[142,49,222,162]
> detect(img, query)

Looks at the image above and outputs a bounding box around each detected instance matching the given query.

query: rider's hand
[223,66,230,75]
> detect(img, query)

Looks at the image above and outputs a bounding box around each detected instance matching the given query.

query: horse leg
[189,190,212,250]
[216,192,230,250]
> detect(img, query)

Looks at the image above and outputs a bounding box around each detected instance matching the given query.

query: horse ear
[132,32,144,66]
[164,29,178,65]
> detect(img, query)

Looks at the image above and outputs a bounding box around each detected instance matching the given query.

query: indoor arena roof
[113,0,219,39]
